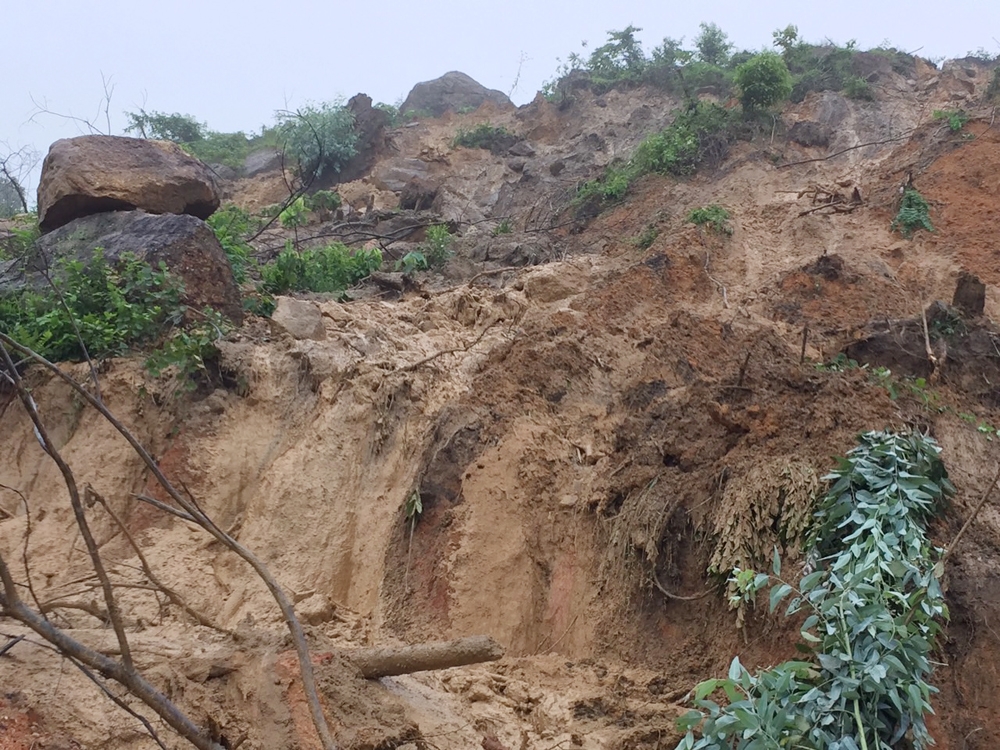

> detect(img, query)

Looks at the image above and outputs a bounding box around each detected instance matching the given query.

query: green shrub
[260,242,382,294]
[452,123,516,153]
[279,196,309,229]
[124,109,257,170]
[678,431,952,750]
[687,204,732,234]
[207,205,258,283]
[421,225,454,267]
[933,108,970,132]
[585,24,647,87]
[308,190,342,214]
[633,102,735,177]
[694,22,733,67]
[733,52,793,113]
[0,251,229,386]
[892,188,933,237]
[632,225,660,249]
[843,74,875,100]
[395,251,429,275]
[0,214,39,260]
[492,219,513,236]
[276,101,358,181]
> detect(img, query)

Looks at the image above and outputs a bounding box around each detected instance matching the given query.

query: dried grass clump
[709,460,819,625]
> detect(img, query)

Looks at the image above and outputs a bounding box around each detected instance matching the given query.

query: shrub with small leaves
[933,108,970,132]
[206,205,258,283]
[277,100,358,181]
[260,241,382,294]
[452,123,517,154]
[687,205,732,235]
[421,225,454,267]
[733,52,792,113]
[892,188,933,237]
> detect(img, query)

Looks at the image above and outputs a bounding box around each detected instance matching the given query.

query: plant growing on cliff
[733,52,793,113]
[276,101,358,181]
[688,205,733,235]
[892,188,933,237]
[421,225,455,267]
[677,431,952,750]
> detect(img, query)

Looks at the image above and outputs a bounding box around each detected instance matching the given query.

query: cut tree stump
[345,635,504,679]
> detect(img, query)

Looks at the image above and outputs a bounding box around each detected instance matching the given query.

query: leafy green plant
[206,205,258,284]
[144,307,231,387]
[633,225,660,250]
[279,196,309,229]
[421,225,454,267]
[0,250,228,386]
[933,108,970,132]
[892,188,933,237]
[276,100,358,181]
[492,219,514,236]
[733,52,793,113]
[843,75,875,101]
[259,242,382,294]
[677,431,952,750]
[0,251,184,362]
[0,213,40,260]
[307,190,342,219]
[688,205,733,235]
[694,22,733,67]
[987,68,1000,103]
[452,123,516,153]
[395,251,429,275]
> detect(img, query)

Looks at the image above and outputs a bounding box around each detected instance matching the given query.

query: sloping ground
[5,59,1000,750]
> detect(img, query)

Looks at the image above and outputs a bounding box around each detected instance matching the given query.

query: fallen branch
[941,463,1000,567]
[395,321,499,373]
[346,635,504,678]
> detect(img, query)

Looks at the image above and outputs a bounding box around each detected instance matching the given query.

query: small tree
[276,101,358,182]
[772,24,799,54]
[694,22,732,66]
[733,51,793,113]
[587,25,648,81]
[125,110,205,143]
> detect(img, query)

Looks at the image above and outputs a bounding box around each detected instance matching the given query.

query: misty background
[5,0,1000,202]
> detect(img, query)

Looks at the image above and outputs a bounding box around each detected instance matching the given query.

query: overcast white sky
[6,0,1000,196]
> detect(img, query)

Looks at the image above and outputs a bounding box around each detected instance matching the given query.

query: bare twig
[942,464,1000,567]
[651,568,713,601]
[0,334,339,750]
[89,486,228,633]
[395,321,499,373]
[0,341,133,669]
[778,130,919,168]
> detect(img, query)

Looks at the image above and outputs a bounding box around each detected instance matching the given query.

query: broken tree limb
[346,635,504,678]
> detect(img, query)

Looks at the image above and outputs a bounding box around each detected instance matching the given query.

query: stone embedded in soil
[953,271,986,317]
[270,297,326,340]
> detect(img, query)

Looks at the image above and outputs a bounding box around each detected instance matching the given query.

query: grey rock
[11,211,243,323]
[243,148,282,178]
[401,71,512,117]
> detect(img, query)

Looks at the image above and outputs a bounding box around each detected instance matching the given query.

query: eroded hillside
[4,52,1000,750]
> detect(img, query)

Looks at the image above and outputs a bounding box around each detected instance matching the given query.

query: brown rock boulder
[37,135,221,232]
[29,211,242,323]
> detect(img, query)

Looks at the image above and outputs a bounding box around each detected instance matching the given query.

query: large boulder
[336,94,389,183]
[11,211,242,323]
[400,71,512,118]
[37,135,221,232]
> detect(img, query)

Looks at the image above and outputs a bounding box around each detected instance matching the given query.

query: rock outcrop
[31,211,242,323]
[37,135,221,232]
[400,71,512,117]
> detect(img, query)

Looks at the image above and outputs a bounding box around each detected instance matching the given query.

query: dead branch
[942,464,1000,567]
[88,486,228,633]
[778,129,919,169]
[0,342,133,669]
[395,321,499,373]
[0,333,339,750]
[346,635,504,678]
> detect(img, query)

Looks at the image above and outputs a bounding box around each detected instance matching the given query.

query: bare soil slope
[4,59,1000,750]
